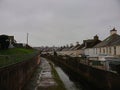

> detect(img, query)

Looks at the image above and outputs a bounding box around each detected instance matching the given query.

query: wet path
[37,58,57,90]
[23,58,57,90]
[23,58,89,90]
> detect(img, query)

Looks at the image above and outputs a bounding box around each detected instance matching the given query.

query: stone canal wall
[0,54,40,90]
[43,55,120,90]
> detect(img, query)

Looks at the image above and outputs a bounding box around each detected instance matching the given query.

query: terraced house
[58,35,101,57]
[85,28,120,57]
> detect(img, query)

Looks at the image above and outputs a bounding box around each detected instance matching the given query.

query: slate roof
[69,44,81,50]
[83,39,101,48]
[62,47,71,51]
[94,34,120,48]
[59,35,101,51]
[74,45,81,50]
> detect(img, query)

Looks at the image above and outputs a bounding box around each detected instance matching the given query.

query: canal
[54,63,98,90]
[55,66,82,90]
[23,58,98,90]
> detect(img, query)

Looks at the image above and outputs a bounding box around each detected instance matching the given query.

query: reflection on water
[55,66,83,90]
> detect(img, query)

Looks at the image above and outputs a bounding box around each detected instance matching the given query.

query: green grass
[0,48,36,55]
[0,48,39,67]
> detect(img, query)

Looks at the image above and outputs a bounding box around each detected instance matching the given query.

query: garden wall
[0,54,40,90]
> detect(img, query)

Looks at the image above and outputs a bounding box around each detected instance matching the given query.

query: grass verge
[0,48,36,55]
[0,48,38,67]
[49,61,66,90]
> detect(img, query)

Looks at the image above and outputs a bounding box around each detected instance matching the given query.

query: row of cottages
[57,35,101,57]
[84,28,120,57]
[57,42,83,57]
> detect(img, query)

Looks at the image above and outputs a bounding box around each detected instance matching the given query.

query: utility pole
[27,33,29,45]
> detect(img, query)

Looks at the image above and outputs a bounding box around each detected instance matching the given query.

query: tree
[0,35,10,49]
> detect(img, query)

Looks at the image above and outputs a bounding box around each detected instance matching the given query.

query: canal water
[55,66,82,90]
[23,58,96,90]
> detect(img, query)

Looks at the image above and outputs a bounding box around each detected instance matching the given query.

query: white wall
[84,48,96,56]
[57,49,84,57]
[59,45,120,57]
[85,45,120,57]
[116,46,120,56]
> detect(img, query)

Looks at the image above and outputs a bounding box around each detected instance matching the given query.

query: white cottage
[57,42,84,57]
[85,28,120,57]
[83,35,101,56]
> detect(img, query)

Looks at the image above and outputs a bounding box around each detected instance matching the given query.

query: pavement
[23,57,57,90]
[37,58,57,90]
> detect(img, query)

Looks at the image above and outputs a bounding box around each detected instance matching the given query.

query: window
[109,47,111,54]
[96,48,97,54]
[114,46,116,55]
[103,48,105,54]
[106,47,108,54]
[100,48,101,53]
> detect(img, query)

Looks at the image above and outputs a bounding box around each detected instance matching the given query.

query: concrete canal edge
[23,57,66,90]
[0,53,40,90]
[44,55,120,90]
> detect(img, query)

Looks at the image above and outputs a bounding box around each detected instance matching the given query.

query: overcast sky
[0,0,120,47]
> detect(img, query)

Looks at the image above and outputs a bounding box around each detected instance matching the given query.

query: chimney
[94,35,99,40]
[110,28,117,35]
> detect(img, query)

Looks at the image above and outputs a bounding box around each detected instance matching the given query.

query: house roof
[84,39,101,48]
[69,44,81,50]
[62,47,70,51]
[59,35,101,51]
[94,34,120,48]
[74,45,81,50]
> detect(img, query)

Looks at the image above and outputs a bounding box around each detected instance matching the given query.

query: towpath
[23,57,65,90]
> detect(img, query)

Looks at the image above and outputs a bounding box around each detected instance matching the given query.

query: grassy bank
[49,61,66,90]
[0,48,38,67]
[0,48,36,55]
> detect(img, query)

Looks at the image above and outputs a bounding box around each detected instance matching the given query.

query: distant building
[0,35,16,49]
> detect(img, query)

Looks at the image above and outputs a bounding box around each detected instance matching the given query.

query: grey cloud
[0,0,120,46]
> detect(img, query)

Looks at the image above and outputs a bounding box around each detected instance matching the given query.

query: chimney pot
[110,28,117,35]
